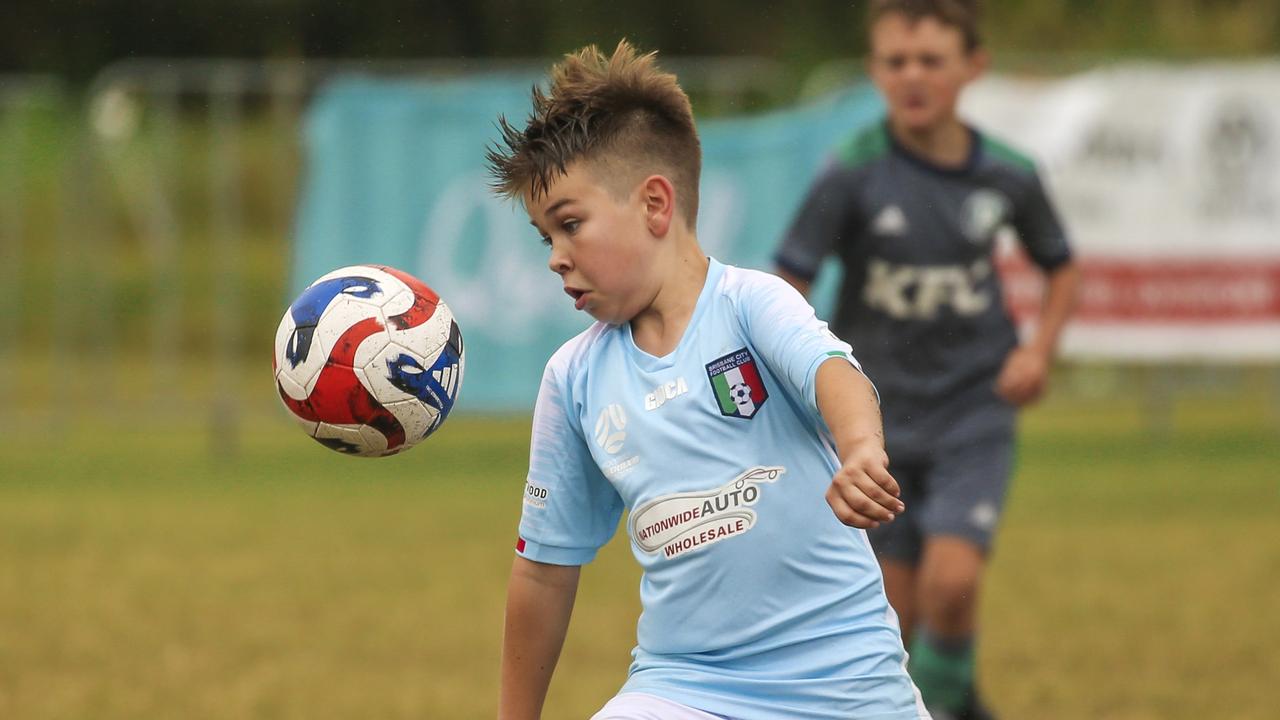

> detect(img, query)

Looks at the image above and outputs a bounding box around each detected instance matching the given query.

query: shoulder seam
[547,322,609,377]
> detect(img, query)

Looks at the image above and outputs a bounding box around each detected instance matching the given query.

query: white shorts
[590,692,728,720]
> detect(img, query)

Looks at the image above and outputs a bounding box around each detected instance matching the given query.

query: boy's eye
[563,219,580,234]
[539,234,552,247]
[920,54,942,69]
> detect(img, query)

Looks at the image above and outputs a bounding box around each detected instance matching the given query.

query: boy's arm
[815,358,904,529]
[775,159,857,295]
[1000,163,1080,407]
[996,260,1081,406]
[499,556,581,720]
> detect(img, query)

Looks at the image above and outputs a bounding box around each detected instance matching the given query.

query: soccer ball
[273,264,465,457]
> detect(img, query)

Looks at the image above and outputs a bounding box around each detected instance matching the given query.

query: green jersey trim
[836,124,891,169]
[981,135,1036,174]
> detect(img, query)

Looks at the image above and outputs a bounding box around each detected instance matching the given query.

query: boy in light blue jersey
[487,40,930,720]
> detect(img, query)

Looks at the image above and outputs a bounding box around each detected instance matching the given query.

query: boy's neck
[888,116,972,168]
[629,236,709,358]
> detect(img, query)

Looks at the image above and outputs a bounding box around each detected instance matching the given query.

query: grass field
[0,381,1277,719]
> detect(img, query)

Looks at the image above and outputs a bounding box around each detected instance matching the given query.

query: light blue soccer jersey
[517,259,926,720]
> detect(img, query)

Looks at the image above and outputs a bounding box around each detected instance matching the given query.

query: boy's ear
[641,174,676,237]
[966,47,990,81]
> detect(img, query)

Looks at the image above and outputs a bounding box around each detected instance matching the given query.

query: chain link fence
[0,58,798,454]
[1,58,1276,456]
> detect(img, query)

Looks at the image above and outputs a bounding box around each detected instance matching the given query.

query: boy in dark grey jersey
[775,2,1081,719]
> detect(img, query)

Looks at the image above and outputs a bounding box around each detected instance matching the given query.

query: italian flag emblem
[705,348,768,419]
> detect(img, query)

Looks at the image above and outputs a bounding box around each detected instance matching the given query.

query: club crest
[705,348,768,419]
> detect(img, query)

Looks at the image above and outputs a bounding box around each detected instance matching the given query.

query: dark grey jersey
[776,121,1071,447]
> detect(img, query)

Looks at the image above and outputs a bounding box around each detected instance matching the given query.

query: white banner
[962,63,1280,360]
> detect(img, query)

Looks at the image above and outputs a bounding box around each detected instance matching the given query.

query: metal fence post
[147,72,184,407]
[0,86,29,429]
[209,67,245,459]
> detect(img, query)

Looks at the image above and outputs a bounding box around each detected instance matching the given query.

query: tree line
[4,0,1276,83]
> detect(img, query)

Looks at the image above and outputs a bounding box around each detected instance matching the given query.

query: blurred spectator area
[1,56,1277,447]
[0,58,791,443]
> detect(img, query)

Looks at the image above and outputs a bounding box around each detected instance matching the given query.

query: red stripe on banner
[998,253,1280,323]
[738,359,767,403]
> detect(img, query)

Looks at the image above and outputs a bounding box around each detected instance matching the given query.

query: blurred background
[1,2,1277,719]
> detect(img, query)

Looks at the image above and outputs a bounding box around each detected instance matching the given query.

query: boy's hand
[826,437,903,529]
[996,345,1050,406]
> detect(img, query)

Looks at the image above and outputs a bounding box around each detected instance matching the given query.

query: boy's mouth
[565,286,588,310]
[902,93,928,110]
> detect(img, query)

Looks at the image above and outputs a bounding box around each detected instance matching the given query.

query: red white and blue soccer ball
[273,264,465,457]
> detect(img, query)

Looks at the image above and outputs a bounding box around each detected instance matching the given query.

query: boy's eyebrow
[543,198,574,217]
[529,198,575,233]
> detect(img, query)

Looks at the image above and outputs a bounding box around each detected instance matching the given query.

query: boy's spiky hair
[486,40,701,226]
[869,0,983,51]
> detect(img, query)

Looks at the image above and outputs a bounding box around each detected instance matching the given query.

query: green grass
[0,389,1276,719]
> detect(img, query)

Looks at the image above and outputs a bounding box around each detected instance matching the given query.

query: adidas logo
[872,205,908,236]
[433,363,460,400]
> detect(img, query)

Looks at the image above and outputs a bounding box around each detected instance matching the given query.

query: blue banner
[293,75,884,410]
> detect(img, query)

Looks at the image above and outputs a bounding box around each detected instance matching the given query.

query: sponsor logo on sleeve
[523,481,549,509]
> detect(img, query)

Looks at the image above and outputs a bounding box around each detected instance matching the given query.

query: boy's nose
[548,248,571,275]
[901,59,927,82]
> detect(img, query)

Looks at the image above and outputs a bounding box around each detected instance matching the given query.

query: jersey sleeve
[774,159,861,282]
[516,358,624,566]
[1012,169,1073,271]
[737,272,871,414]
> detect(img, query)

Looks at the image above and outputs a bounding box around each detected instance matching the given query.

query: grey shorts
[867,432,1015,563]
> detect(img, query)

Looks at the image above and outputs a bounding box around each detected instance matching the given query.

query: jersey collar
[883,119,983,177]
